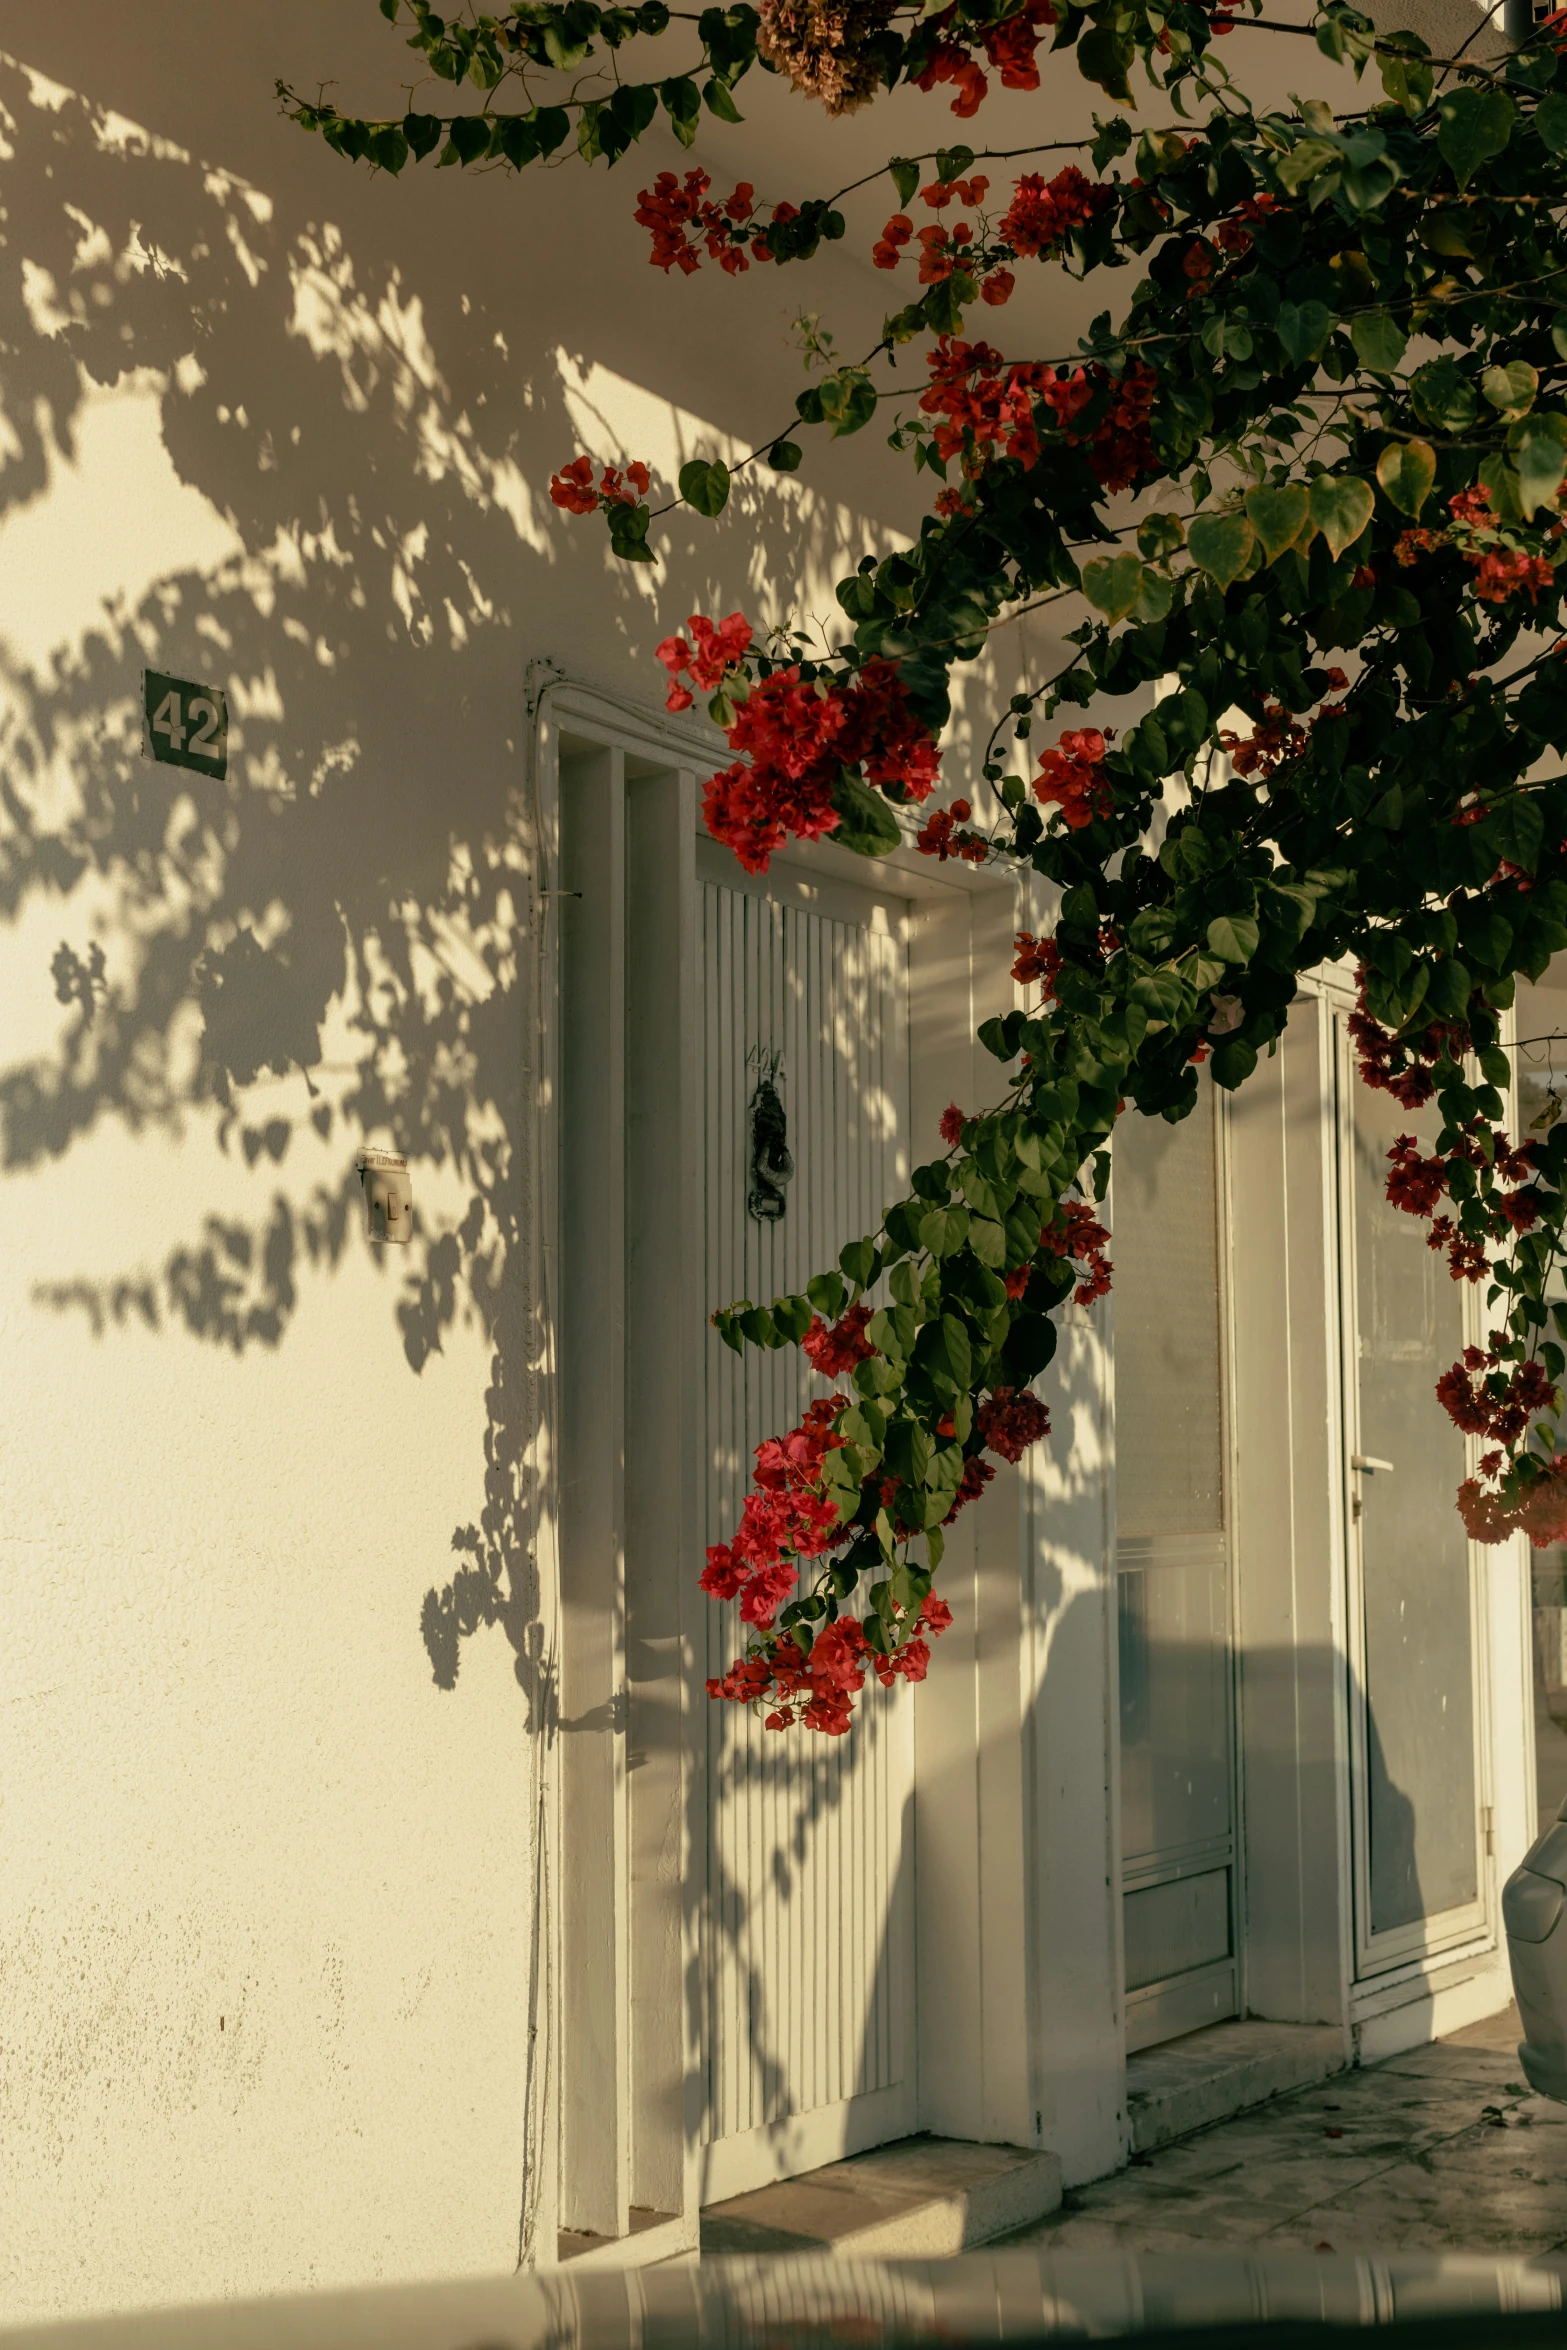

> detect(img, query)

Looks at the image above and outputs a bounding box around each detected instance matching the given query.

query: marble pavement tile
[1000,2007,1567,2258]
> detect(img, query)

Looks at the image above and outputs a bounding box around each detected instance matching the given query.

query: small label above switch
[357,1148,413,1245]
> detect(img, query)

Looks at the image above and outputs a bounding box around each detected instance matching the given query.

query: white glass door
[1337,1020,1489,1975]
[1114,1087,1240,2050]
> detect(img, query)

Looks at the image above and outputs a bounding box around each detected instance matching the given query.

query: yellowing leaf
[1376,438,1436,518]
[1483,360,1538,420]
[1081,552,1146,623]
[1309,472,1375,559]
[1187,511,1256,589]
[1244,484,1311,564]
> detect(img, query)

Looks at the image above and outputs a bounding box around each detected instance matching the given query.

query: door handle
[1351,1454,1394,1474]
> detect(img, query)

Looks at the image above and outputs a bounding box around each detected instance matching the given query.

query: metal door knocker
[747,1049,793,1223]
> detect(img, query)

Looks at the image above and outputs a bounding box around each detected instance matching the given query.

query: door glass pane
[1350,1074,1478,1933]
[1114,1094,1224,1539]
[1115,1095,1231,1867]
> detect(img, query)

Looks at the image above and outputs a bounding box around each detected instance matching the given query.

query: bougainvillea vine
[295,0,1567,1731]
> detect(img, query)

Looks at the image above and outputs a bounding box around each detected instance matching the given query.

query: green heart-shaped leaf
[1483,360,1538,419]
[1309,472,1375,559]
[1081,551,1147,623]
[679,456,730,516]
[1137,511,1185,560]
[889,155,920,206]
[1510,413,1567,520]
[1410,356,1476,434]
[829,768,903,857]
[1437,86,1515,189]
[1276,299,1331,367]
[1076,21,1134,101]
[1378,40,1432,115]
[1244,484,1311,564]
[1188,512,1256,589]
[1207,912,1261,964]
[1350,309,1408,374]
[917,1204,969,1260]
[1211,1037,1258,1091]
[968,1215,1007,1268]
[1133,567,1174,623]
[1131,967,1191,1022]
[1276,136,1340,195]
[1376,437,1436,518]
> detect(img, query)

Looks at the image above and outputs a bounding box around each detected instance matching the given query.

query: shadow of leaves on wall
[0,47,847,1712]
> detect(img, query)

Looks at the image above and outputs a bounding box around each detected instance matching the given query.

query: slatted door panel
[700,853,915,2198]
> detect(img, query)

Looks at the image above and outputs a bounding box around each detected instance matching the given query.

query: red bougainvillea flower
[913,38,989,115]
[1034,728,1113,829]
[999,165,1110,257]
[802,1302,876,1376]
[1470,549,1556,605]
[1385,1133,1447,1218]
[550,454,653,514]
[915,800,987,862]
[1465,1457,1567,1550]
[1438,1349,1555,1449]
[1043,1196,1113,1304]
[921,174,990,210]
[977,1385,1052,1463]
[921,337,1048,473]
[920,344,1155,494]
[753,1394,848,1490]
[698,657,940,873]
[981,0,1057,85]
[1011,931,1062,992]
[939,1103,965,1146]
[910,0,1056,114]
[549,455,598,514]
[655,609,754,713]
[636,169,785,275]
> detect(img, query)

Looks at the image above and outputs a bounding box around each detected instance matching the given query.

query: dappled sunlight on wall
[0,22,928,2316]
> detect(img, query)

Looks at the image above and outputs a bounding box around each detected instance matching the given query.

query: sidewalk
[1004,2007,1567,2257]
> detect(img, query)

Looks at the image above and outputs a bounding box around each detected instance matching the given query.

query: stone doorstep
[699,2135,1063,2257]
[1125,2019,1349,2155]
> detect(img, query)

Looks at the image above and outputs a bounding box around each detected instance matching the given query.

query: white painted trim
[1349,1930,1501,2020]
[524,663,566,2267]
[1354,1947,1517,2063]
[557,738,633,2239]
[701,2081,915,2205]
[533,678,705,2254]
[551,2212,699,2271]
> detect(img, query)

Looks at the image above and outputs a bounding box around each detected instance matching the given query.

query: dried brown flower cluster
[755,0,897,114]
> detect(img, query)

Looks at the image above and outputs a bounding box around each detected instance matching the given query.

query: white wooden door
[698,839,917,2202]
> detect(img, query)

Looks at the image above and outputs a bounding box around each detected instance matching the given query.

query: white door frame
[535,676,1055,2228]
[534,678,709,2264]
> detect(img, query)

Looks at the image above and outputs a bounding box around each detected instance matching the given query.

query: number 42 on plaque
[142,669,228,781]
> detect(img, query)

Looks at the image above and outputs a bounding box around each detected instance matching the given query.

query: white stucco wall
[0,3,928,2321]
